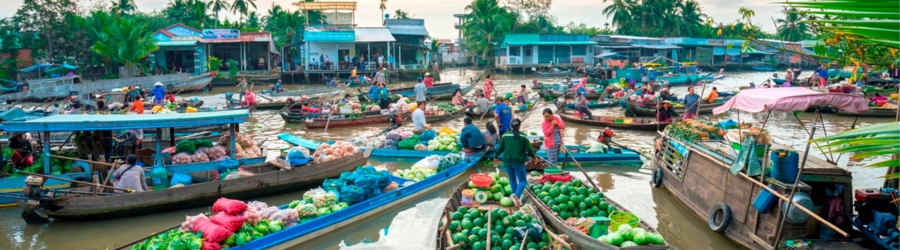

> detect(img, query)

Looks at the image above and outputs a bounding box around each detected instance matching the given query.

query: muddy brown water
[0,69,890,249]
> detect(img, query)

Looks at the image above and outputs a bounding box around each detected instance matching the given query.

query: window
[509,46,520,56]
[524,46,532,56]
[572,46,586,56]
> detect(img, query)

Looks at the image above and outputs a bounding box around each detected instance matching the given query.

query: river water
[0,69,891,250]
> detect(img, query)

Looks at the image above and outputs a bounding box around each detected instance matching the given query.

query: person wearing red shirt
[424,72,435,88]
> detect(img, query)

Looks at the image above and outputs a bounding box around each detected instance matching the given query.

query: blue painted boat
[750,65,776,71]
[393,81,477,100]
[536,145,643,166]
[234,150,487,249]
[279,133,452,158]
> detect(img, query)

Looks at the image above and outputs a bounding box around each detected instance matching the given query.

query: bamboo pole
[16,170,133,193]
[773,126,817,246]
[657,132,849,237]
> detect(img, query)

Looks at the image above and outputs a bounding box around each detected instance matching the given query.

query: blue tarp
[17,64,77,73]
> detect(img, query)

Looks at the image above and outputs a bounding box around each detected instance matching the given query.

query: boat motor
[853,188,900,249]
[23,175,44,197]
[598,127,615,146]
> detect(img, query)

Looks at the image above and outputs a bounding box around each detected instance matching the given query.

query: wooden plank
[723,173,752,224]
[683,169,724,214]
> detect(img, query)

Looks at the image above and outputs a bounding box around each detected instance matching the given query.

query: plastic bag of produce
[212,198,248,215]
[339,185,365,205]
[365,187,382,199]
[195,138,214,148]
[296,203,318,219]
[322,178,344,193]
[303,188,326,203]
[287,147,309,161]
[217,157,240,173]
[586,143,606,153]
[413,143,427,151]
[206,146,227,162]
[170,172,192,187]
[180,214,209,232]
[418,130,436,143]
[225,170,254,180]
[313,190,339,208]
[274,209,299,227]
[355,174,378,194]
[240,206,261,226]
[192,150,210,162]
[412,155,441,170]
[172,152,193,164]
[376,170,392,189]
[210,212,247,232]
[247,201,268,211]
[191,219,233,243]
[202,241,221,250]
[162,146,176,154]
[176,140,197,154]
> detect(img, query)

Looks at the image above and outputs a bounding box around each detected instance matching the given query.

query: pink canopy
[713,88,868,115]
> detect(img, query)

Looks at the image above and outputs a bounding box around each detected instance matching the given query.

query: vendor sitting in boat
[340,94,352,104]
[657,101,679,122]
[460,117,487,154]
[532,78,539,89]
[113,155,148,193]
[8,132,35,169]
[869,93,888,105]
[412,101,430,135]
[241,89,257,108]
[703,87,719,104]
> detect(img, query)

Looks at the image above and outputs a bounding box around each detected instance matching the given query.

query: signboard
[304,31,355,42]
[202,29,240,40]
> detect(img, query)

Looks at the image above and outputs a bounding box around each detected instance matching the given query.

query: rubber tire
[709,202,732,233]
[651,169,663,188]
[166,84,175,91]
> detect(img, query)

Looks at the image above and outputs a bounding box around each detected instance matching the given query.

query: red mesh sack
[211,198,247,215]
[202,241,222,250]
[191,219,233,243]
[541,174,572,184]
[190,216,211,232]
[210,212,246,232]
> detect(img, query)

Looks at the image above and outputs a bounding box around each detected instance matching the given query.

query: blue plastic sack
[376,170,392,189]
[365,187,382,199]
[323,178,344,193]
[418,130,436,144]
[217,157,240,173]
[170,172,192,186]
[339,185,365,205]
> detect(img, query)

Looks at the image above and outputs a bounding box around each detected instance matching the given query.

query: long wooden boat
[265,86,341,97]
[3,72,215,102]
[302,113,390,128]
[750,65,776,71]
[545,89,603,99]
[558,111,669,131]
[426,108,466,123]
[19,151,365,221]
[837,107,898,118]
[279,133,453,158]
[393,83,460,100]
[535,70,572,77]
[652,73,708,86]
[626,102,726,116]
[524,188,669,249]
[564,101,618,109]
[233,150,487,249]
[478,97,540,119]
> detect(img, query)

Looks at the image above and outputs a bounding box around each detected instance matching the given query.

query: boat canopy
[594,52,628,59]
[3,110,249,132]
[712,88,868,115]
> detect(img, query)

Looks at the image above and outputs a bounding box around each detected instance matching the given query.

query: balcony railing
[305,24,354,32]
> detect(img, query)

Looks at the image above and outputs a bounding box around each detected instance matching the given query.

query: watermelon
[548,188,560,197]
[468,181,476,189]
[547,199,557,207]
[458,206,468,214]
[551,205,560,213]
[500,197,514,207]
[501,217,511,226]
[556,194,569,203]
[489,172,500,180]
[572,179,583,187]
[452,233,466,245]
[596,191,604,198]
[473,217,486,227]
[499,177,510,186]
[527,242,538,249]
[464,213,472,220]
[504,186,513,195]
[621,241,638,247]
[560,211,572,220]
[450,212,463,221]
[561,186,572,194]
[558,203,568,211]
[490,235,501,246]
[537,192,548,200]
[491,184,502,193]
[497,209,509,217]
[493,192,504,201]
[598,201,609,211]
[567,201,576,211]
[472,241,485,250]
[577,187,589,196]
[449,221,460,232]
[597,211,608,217]
[505,227,515,236]
[461,219,473,229]
[514,220,527,227]
[468,234,480,243]
[542,185,552,192]
[501,239,513,249]
[607,232,624,246]
[478,228,488,239]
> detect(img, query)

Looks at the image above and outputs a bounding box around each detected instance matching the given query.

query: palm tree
[210,0,229,27]
[776,7,809,41]
[264,3,284,31]
[91,17,159,68]
[680,0,706,37]
[461,0,512,68]
[111,0,137,16]
[602,0,631,32]
[230,0,257,22]
[380,0,388,24]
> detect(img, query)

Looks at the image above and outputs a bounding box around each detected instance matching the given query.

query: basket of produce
[469,173,493,188]
[609,211,641,231]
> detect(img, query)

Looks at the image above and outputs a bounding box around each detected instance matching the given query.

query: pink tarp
[712,88,868,115]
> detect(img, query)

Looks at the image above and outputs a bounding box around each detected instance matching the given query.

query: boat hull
[535,70,572,77]
[837,108,897,118]
[27,153,367,221]
[5,73,214,102]
[237,151,486,249]
[558,112,669,131]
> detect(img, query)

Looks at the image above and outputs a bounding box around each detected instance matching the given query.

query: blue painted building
[149,24,206,74]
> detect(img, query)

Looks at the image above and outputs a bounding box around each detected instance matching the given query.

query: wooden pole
[16,170,133,193]
[773,126,818,246]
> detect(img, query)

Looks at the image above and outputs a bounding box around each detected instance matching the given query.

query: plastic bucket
[752,185,777,213]
[609,211,640,231]
[461,189,475,207]
[770,149,800,183]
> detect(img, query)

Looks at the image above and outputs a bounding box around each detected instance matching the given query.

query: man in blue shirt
[682,87,700,119]
[815,65,828,90]
[414,77,427,102]
[274,79,283,92]
[460,117,487,153]
[647,67,657,85]
[368,82,381,103]
[494,97,513,136]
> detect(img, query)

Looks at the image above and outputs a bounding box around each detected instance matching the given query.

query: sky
[2,0,781,40]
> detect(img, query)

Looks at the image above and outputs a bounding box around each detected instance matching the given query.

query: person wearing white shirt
[412,101,429,134]
[378,54,384,69]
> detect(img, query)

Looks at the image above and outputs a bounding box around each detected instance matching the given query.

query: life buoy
[708,202,732,233]
[651,169,663,188]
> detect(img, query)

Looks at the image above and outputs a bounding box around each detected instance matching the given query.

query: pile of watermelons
[600,224,666,247]
[529,179,611,220]
[446,207,552,250]
[466,172,515,207]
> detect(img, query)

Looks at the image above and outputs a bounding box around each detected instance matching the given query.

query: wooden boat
[837,107,898,118]
[652,88,867,249]
[545,89,603,99]
[564,101,618,109]
[393,81,477,101]
[266,86,341,97]
[524,188,669,250]
[301,113,392,128]
[532,82,556,90]
[280,133,454,158]
[535,69,572,77]
[558,111,670,131]
[426,108,466,123]
[479,97,540,119]
[8,72,216,103]
[19,151,365,221]
[750,65,776,71]
[625,101,726,116]
[653,73,705,86]
[233,150,487,249]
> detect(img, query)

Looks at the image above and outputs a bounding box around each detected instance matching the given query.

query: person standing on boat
[152,82,166,105]
[375,68,385,83]
[113,155,148,193]
[541,108,565,167]
[785,69,794,84]
[414,77,427,103]
[647,67,657,85]
[237,78,253,104]
[493,118,535,207]
[682,87,700,119]
[424,72,435,88]
[483,75,495,99]
[577,74,588,96]
[8,132,34,169]
[412,101,430,135]
[379,82,391,109]
[460,117,487,154]
[704,87,719,104]
[532,77,540,89]
[574,92,594,120]
[816,65,828,90]
[368,81,381,104]
[657,101,679,122]
[494,97,513,136]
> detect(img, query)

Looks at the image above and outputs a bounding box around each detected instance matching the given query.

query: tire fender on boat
[651,168,663,188]
[708,202,732,233]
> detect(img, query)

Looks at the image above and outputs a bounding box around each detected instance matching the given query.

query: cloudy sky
[3,0,780,40]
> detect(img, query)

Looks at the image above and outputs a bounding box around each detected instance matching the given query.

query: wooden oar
[577,132,650,159]
[15,170,133,193]
[113,224,182,250]
[560,146,601,192]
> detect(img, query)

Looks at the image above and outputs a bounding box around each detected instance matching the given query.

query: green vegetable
[288,200,301,209]
[175,140,197,154]
[499,197,513,207]
[254,222,270,234]
[195,138,214,148]
[268,220,285,232]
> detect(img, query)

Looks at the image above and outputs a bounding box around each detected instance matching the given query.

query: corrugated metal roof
[355,27,396,42]
[499,34,596,48]
[157,41,198,47]
[635,44,681,49]
[384,19,428,36]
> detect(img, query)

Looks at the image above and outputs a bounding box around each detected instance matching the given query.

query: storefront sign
[202,29,240,40]
[304,31,355,42]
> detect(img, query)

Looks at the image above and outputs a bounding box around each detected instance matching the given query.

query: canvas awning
[594,52,629,59]
[712,88,868,115]
[355,27,396,42]
[744,48,771,55]
[157,41,199,47]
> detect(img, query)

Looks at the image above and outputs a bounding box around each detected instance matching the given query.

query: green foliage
[209,56,222,72]
[227,59,239,78]
[231,0,258,23]
[89,16,159,67]
[811,122,900,177]
[461,0,514,69]
[164,0,215,30]
[565,22,613,36]
[776,7,812,42]
[394,9,411,19]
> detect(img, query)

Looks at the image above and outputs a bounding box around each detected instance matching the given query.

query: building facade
[496,34,596,71]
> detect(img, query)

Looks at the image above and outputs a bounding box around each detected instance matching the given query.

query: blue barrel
[150,165,170,191]
[770,149,800,183]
